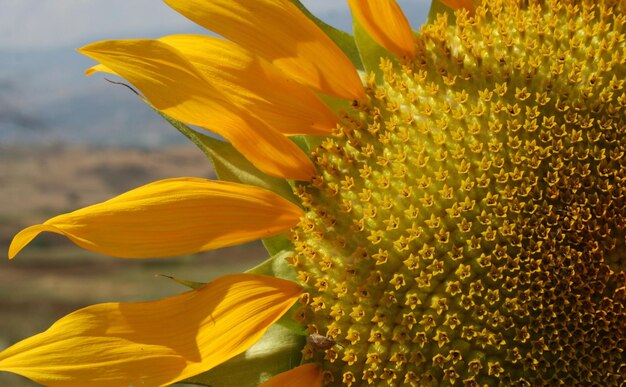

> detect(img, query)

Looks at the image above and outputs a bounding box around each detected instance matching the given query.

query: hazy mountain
[0,47,187,147]
[0,0,428,148]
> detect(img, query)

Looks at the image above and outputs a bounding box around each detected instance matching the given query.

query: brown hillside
[0,144,215,244]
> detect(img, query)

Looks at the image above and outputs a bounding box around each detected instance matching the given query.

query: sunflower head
[2,0,626,386]
[290,0,626,384]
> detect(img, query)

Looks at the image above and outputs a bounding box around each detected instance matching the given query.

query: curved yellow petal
[348,0,416,59]
[440,0,475,13]
[9,178,303,259]
[85,63,115,76]
[0,274,302,387]
[79,39,315,180]
[260,363,323,387]
[163,0,365,102]
[159,34,337,135]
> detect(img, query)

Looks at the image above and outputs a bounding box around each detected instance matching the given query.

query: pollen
[291,0,626,385]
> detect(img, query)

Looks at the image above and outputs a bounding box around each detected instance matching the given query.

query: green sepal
[304,135,325,153]
[427,0,457,24]
[149,103,298,204]
[247,250,297,282]
[180,324,305,387]
[156,274,204,290]
[274,304,306,336]
[262,234,295,257]
[319,93,352,113]
[352,17,396,81]
[289,0,363,71]
[290,135,310,155]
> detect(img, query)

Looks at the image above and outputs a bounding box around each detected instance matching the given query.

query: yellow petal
[260,363,323,387]
[440,0,475,13]
[79,39,315,180]
[85,63,115,76]
[9,178,303,259]
[163,0,365,102]
[0,274,302,387]
[159,34,337,135]
[348,0,416,59]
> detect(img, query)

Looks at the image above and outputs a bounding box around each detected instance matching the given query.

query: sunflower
[2,0,626,385]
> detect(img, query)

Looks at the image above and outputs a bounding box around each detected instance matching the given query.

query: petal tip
[8,224,55,259]
[76,44,91,54]
[349,0,417,59]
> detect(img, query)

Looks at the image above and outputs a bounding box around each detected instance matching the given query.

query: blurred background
[0,1,428,385]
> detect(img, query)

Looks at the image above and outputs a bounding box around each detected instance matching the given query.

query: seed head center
[290,1,626,385]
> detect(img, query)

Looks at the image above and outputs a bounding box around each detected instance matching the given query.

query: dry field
[0,144,267,386]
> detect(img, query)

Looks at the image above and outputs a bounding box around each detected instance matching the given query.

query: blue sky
[0,0,430,146]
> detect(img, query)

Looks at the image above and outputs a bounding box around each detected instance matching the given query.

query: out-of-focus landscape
[0,144,267,386]
[0,1,428,385]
